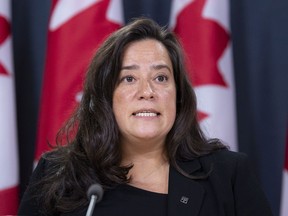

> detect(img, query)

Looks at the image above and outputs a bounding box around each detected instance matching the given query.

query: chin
[133,131,167,141]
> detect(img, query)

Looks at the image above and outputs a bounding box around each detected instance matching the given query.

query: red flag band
[170,0,237,150]
[0,1,19,214]
[35,0,124,160]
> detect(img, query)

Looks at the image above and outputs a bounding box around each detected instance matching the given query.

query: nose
[138,80,155,100]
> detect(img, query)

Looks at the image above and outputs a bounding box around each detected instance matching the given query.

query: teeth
[135,112,157,117]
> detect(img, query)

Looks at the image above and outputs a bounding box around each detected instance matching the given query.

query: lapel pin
[180,196,189,204]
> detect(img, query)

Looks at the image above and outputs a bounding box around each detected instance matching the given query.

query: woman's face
[113,39,176,146]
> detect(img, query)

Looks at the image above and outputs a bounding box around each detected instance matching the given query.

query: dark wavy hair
[31,17,226,214]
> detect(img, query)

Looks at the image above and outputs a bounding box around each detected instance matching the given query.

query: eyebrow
[152,64,172,73]
[121,64,172,73]
[121,65,139,70]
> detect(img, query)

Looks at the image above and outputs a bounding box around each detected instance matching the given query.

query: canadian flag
[35,0,124,160]
[0,1,19,214]
[280,127,288,216]
[170,0,237,150]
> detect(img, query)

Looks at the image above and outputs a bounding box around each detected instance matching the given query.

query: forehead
[122,39,171,64]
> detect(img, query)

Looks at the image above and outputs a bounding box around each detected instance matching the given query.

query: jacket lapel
[167,159,205,216]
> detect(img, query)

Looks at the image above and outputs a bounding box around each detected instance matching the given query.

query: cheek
[113,97,124,120]
[112,96,125,130]
[113,88,125,107]
[113,85,137,106]
[112,91,121,117]
[161,88,177,118]
[163,87,176,105]
[112,88,132,118]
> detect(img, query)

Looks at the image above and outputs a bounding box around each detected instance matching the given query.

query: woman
[18,18,273,215]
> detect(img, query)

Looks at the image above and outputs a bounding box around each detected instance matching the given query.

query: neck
[120,135,166,160]
[122,144,166,162]
[121,143,169,194]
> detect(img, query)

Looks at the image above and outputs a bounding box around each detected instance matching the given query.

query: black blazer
[18,150,273,215]
[167,150,273,216]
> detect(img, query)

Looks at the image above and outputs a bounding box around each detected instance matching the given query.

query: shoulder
[197,151,273,215]
[201,149,247,161]
[196,149,262,191]
[195,149,252,180]
[173,150,273,215]
[18,148,69,215]
[30,148,68,183]
[176,149,250,179]
[199,149,249,168]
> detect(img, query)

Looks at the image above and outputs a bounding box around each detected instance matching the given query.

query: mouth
[132,110,160,117]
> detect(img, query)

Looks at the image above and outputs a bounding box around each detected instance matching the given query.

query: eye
[155,75,168,82]
[120,75,135,83]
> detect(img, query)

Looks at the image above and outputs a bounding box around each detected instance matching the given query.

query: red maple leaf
[0,15,10,76]
[35,0,122,160]
[174,0,230,120]
[197,111,209,121]
[174,0,229,88]
[0,63,8,75]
